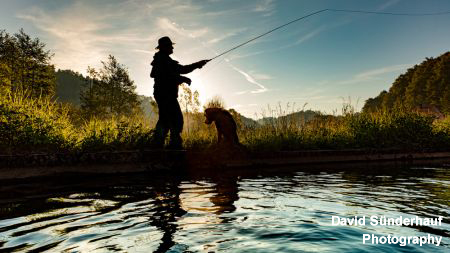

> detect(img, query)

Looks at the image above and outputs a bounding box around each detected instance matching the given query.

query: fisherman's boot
[167,133,183,150]
[150,126,167,149]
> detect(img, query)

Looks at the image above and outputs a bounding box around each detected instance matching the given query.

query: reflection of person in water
[149,176,185,253]
[147,173,240,252]
[150,36,209,149]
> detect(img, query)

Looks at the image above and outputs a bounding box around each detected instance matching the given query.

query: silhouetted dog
[204,108,240,147]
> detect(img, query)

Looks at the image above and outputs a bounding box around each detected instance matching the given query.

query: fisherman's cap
[156,36,175,49]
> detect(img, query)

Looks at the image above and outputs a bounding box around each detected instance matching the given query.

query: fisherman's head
[156,36,174,55]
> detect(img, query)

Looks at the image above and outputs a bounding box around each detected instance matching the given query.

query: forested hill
[55,70,85,105]
[362,52,450,114]
[55,69,157,117]
[256,110,319,125]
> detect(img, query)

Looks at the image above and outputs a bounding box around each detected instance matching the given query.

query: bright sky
[1,0,449,118]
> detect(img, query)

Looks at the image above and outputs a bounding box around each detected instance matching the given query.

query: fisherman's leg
[168,99,184,149]
[152,95,170,147]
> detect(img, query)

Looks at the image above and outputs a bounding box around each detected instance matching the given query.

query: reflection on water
[0,165,449,252]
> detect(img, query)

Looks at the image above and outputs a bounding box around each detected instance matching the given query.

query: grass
[0,90,76,153]
[236,104,449,151]
[1,90,449,154]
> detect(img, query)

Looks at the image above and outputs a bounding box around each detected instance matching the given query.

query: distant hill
[54,69,322,124]
[256,110,320,125]
[55,69,85,105]
[55,70,158,118]
[138,95,158,119]
[227,109,257,127]
[362,52,450,114]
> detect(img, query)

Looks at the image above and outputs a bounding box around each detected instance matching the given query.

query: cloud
[207,28,247,44]
[231,103,258,108]
[226,26,324,61]
[294,95,328,101]
[335,64,410,85]
[16,2,161,74]
[253,0,276,16]
[294,26,326,45]
[144,0,201,14]
[289,87,328,101]
[378,0,402,11]
[249,71,272,80]
[15,0,216,78]
[355,64,409,79]
[132,49,156,55]
[157,17,208,38]
[228,64,268,94]
[227,19,350,61]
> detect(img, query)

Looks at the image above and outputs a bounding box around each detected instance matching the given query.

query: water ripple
[0,166,449,252]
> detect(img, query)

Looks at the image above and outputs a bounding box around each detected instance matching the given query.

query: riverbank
[1,149,449,180]
[2,90,450,155]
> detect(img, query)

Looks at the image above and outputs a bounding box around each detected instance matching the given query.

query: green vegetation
[80,55,142,120]
[0,89,75,153]
[363,52,450,114]
[1,88,448,154]
[0,29,56,97]
[0,29,449,155]
[233,105,449,152]
[55,69,85,105]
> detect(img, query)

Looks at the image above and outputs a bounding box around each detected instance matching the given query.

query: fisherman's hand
[195,59,209,69]
[183,77,192,85]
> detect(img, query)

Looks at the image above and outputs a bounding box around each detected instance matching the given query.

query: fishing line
[208,8,450,61]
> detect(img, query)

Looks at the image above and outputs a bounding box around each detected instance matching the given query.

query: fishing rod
[207,8,450,62]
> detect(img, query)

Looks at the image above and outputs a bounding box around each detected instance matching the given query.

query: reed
[0,89,76,153]
[1,91,448,154]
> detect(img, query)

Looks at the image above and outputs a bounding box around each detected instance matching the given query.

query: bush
[79,116,154,152]
[0,90,75,153]
[0,91,448,154]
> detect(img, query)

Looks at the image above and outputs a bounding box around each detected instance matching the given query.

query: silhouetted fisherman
[150,36,208,149]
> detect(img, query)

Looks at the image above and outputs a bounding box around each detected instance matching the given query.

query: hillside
[362,52,450,114]
[138,95,158,119]
[55,70,320,125]
[256,110,319,125]
[55,70,85,105]
[55,69,157,118]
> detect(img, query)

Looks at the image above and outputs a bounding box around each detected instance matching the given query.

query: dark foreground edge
[0,149,449,179]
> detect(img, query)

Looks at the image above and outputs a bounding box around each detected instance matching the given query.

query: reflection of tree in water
[339,165,450,209]
[337,165,450,238]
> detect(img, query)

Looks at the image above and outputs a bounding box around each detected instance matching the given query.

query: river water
[0,165,449,252]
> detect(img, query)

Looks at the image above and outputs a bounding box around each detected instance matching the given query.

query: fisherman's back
[150,51,181,98]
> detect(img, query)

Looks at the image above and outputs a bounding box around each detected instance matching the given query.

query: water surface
[0,165,449,252]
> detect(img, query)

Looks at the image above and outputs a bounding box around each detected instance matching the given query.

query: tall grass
[1,91,449,154]
[0,90,76,153]
[234,103,449,151]
[0,90,156,153]
[79,116,154,152]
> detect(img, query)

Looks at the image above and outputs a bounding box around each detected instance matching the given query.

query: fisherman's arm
[177,60,209,74]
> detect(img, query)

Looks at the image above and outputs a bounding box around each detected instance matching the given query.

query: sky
[1,0,449,118]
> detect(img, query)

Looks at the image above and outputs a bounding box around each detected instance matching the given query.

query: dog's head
[204,108,221,124]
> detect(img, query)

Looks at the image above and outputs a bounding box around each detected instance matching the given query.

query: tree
[178,85,200,134]
[0,29,55,97]
[363,52,450,114]
[0,62,11,93]
[179,85,200,114]
[80,55,142,119]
